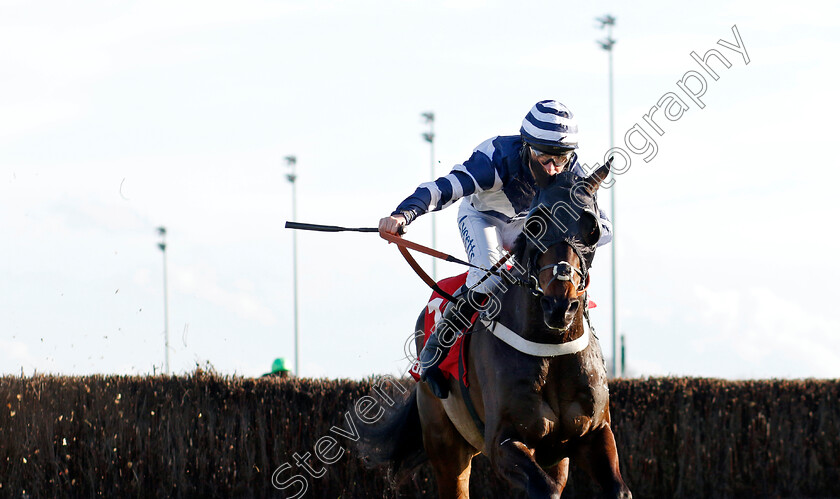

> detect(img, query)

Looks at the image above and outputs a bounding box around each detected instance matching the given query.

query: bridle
[528,239,589,296]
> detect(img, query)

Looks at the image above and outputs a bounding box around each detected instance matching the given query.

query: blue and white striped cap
[520,100,579,151]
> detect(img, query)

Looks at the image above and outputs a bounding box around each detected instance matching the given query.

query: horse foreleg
[489,436,560,499]
[544,457,569,496]
[417,384,477,499]
[571,426,632,499]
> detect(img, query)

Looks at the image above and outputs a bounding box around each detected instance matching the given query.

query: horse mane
[511,231,527,266]
[511,232,536,281]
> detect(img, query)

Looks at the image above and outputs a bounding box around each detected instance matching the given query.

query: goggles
[530,146,574,168]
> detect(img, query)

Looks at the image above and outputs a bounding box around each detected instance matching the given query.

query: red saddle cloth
[408,273,472,384]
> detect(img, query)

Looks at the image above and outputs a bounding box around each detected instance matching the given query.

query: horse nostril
[564,299,579,318]
[541,296,574,329]
[540,297,554,315]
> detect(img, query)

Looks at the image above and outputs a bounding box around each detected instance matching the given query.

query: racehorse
[361,164,631,499]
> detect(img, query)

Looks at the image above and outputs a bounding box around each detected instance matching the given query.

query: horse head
[513,162,611,331]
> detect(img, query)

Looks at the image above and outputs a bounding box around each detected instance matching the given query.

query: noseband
[528,240,589,296]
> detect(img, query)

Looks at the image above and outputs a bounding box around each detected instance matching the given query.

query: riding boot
[420,286,487,399]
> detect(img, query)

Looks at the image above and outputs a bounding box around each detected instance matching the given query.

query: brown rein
[379,231,519,301]
[282,221,528,299]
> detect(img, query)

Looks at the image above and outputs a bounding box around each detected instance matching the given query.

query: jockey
[379,100,613,398]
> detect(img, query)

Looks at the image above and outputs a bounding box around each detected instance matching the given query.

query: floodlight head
[284,155,297,166]
[597,37,616,51]
[421,112,434,122]
[596,15,615,28]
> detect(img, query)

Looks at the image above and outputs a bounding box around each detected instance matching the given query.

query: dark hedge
[0,373,837,498]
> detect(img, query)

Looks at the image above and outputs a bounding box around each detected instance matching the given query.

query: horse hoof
[615,485,632,499]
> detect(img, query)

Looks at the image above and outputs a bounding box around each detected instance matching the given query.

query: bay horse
[361,164,631,498]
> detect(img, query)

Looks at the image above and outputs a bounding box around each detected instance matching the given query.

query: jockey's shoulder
[472,135,523,160]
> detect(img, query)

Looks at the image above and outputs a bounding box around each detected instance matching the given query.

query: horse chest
[543,367,611,439]
[556,393,607,436]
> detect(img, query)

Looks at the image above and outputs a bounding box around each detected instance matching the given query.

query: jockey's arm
[596,207,613,247]
[383,139,502,231]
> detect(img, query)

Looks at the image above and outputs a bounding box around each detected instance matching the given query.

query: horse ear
[585,156,613,193]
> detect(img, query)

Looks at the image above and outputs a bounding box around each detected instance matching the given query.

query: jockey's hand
[378,215,406,237]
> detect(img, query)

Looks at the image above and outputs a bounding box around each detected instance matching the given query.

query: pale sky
[1,0,838,379]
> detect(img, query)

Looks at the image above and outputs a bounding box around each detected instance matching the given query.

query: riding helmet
[520,100,579,153]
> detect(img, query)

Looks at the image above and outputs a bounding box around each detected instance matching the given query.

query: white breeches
[457,200,525,294]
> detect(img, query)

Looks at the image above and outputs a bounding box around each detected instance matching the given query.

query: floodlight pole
[621,334,626,377]
[285,155,300,376]
[598,14,619,378]
[157,227,170,374]
[421,112,436,280]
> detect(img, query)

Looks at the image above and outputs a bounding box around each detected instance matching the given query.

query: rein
[378,231,532,297]
[284,221,550,297]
